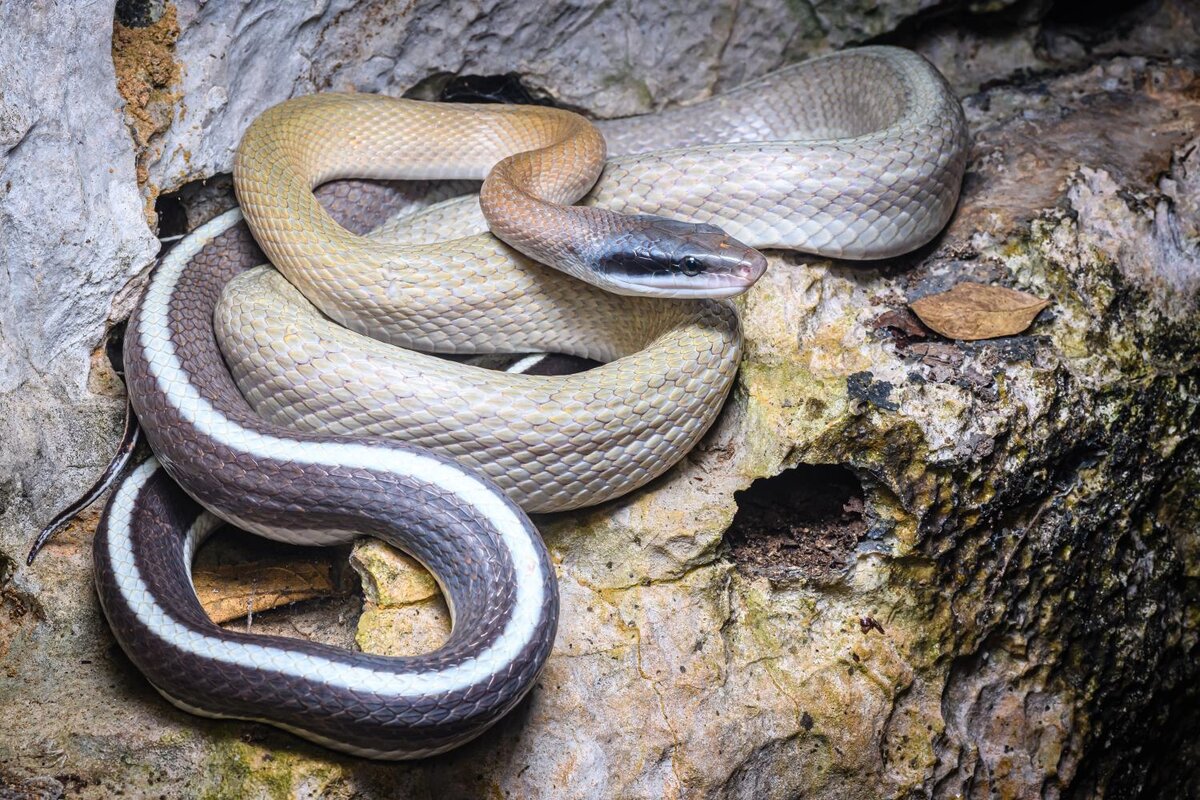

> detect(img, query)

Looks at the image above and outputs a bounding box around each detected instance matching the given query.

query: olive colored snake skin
[94,46,968,758]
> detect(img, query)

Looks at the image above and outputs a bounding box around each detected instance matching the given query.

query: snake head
[594,216,767,299]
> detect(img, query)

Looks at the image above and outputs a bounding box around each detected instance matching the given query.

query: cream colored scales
[222,46,969,512]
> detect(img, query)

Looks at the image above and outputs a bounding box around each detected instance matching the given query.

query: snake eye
[680,255,703,277]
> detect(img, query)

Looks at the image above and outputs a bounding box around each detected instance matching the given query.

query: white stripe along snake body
[93,47,968,758]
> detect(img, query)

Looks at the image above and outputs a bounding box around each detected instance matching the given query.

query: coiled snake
[86,46,967,758]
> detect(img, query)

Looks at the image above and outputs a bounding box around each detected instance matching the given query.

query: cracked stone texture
[149,0,969,192]
[2,1,1200,799]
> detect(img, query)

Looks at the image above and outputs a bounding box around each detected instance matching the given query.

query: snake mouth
[603,266,766,299]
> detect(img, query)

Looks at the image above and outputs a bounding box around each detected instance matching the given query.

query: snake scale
[90,46,968,758]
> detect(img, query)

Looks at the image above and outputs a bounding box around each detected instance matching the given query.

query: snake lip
[603,266,765,299]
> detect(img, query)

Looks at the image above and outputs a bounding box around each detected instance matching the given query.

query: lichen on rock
[112,2,182,227]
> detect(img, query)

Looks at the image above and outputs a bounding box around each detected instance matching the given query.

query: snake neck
[480,162,766,299]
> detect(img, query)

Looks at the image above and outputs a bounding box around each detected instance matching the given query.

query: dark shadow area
[193,527,361,649]
[404,72,554,107]
[437,73,553,106]
[114,0,163,28]
[726,464,867,582]
[441,351,600,375]
[104,320,127,376]
[1043,0,1157,29]
[152,190,188,238]
[871,0,1037,49]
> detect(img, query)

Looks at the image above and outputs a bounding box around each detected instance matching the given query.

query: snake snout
[595,215,767,299]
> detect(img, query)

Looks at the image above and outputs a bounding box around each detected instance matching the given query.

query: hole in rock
[153,191,188,239]
[104,321,127,376]
[726,464,867,581]
[114,0,164,28]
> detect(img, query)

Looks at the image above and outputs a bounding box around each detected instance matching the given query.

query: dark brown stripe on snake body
[102,179,558,757]
[95,467,550,756]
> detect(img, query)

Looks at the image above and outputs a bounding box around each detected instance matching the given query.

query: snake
[88,46,968,759]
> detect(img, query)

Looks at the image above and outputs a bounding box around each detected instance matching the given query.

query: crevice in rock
[86,319,131,397]
[725,464,867,582]
[103,321,128,377]
[868,0,1042,51]
[405,72,554,106]
[152,191,188,239]
[421,72,553,106]
[403,71,592,117]
[111,2,181,227]
[115,0,165,29]
[160,173,238,235]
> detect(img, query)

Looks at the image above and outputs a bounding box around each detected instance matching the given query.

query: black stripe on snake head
[593,216,767,299]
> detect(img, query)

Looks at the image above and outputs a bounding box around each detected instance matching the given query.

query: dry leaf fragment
[195,560,342,624]
[872,308,930,341]
[909,283,1050,341]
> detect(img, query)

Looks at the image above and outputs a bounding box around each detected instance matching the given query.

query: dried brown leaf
[195,560,342,624]
[909,283,1050,341]
[872,308,930,340]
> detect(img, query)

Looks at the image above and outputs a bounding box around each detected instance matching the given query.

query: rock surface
[150,0,961,193]
[2,1,1199,799]
[0,1,159,570]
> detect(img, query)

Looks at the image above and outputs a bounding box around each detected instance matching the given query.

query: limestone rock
[1,2,1199,799]
[150,0,962,194]
[0,1,158,566]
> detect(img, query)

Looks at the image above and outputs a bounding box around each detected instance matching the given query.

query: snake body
[94,47,968,758]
